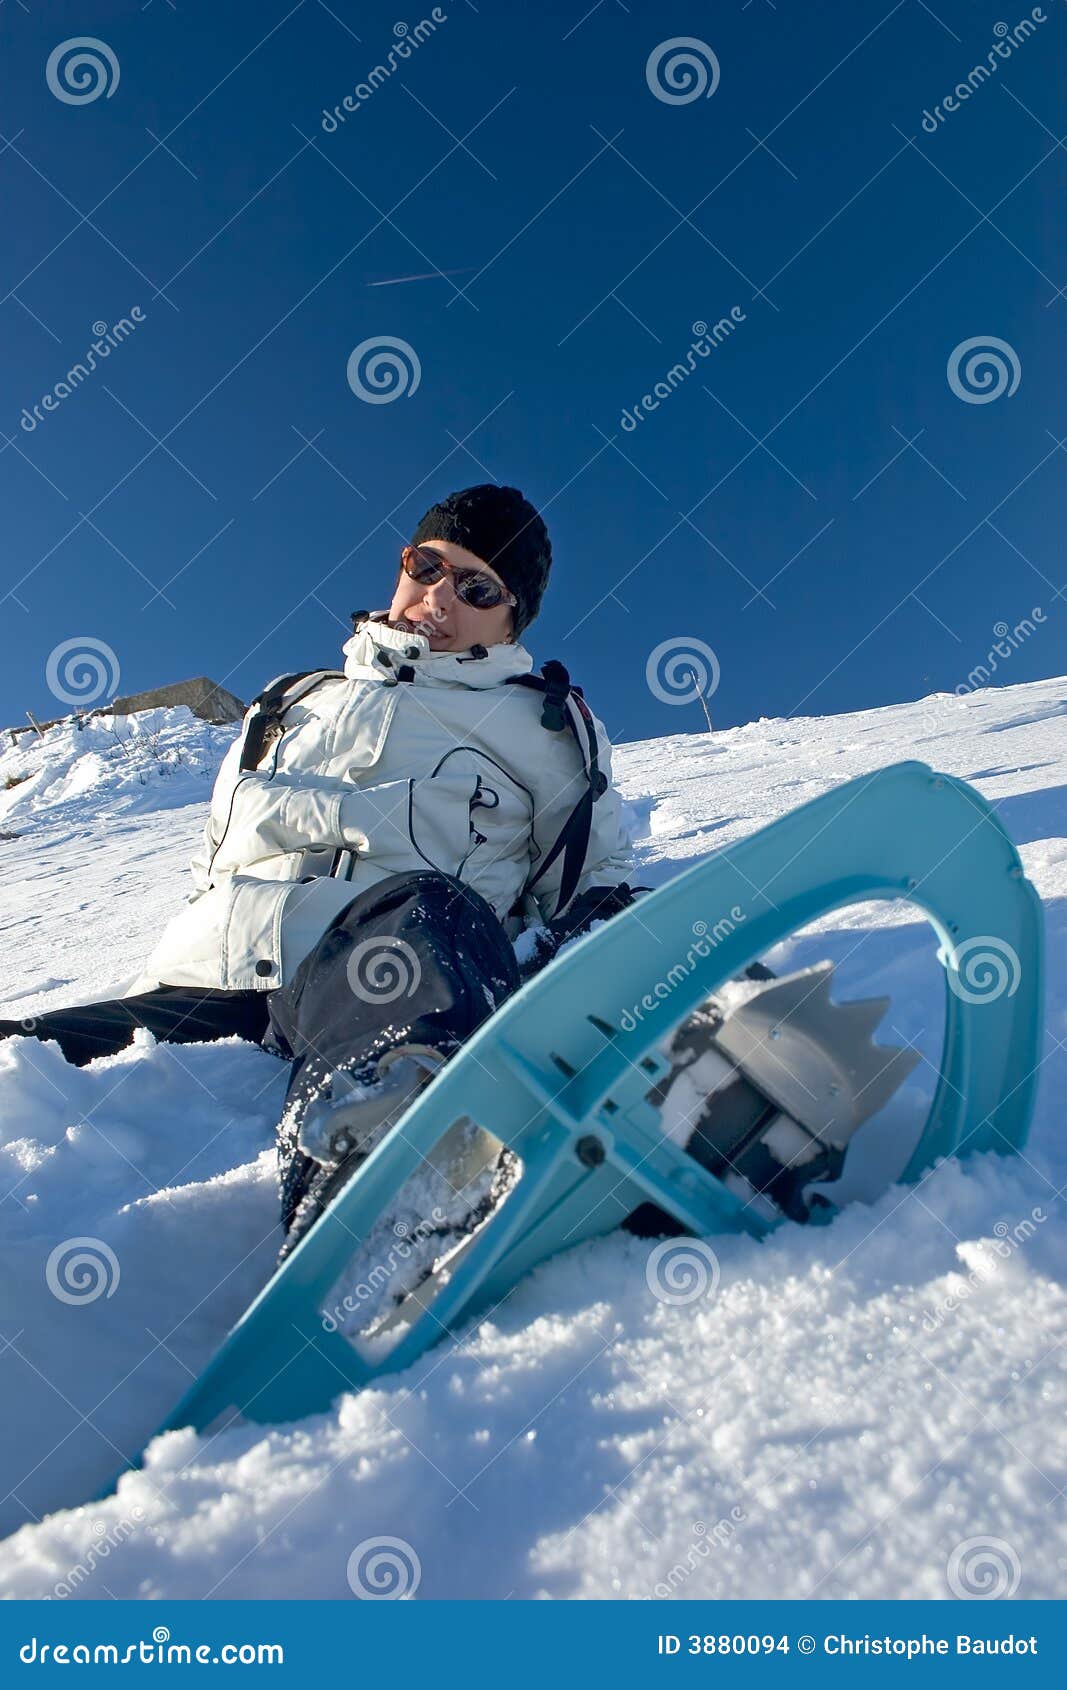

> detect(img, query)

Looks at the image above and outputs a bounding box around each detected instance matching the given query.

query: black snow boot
[267,871,520,1258]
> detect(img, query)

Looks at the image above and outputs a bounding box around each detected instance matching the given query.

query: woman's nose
[424,572,455,606]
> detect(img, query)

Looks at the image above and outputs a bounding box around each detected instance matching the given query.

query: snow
[0,685,1064,1599]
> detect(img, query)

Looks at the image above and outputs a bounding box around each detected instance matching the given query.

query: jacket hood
[342,612,535,690]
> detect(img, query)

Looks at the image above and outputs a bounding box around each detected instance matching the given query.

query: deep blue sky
[2,0,1065,746]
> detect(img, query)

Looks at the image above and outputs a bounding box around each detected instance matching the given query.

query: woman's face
[388,541,516,652]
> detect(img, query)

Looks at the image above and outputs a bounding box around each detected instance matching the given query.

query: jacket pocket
[339,766,481,879]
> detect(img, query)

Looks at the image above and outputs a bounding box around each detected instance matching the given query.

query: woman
[3,484,637,1252]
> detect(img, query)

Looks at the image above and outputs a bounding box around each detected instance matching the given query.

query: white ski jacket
[134,616,633,994]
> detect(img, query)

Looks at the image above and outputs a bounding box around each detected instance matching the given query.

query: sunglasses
[402,544,516,612]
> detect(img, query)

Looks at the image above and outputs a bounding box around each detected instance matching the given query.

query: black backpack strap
[506,662,610,918]
[239,670,344,772]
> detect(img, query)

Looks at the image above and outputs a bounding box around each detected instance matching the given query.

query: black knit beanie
[410,484,552,637]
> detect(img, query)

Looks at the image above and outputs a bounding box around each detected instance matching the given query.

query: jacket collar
[342,612,535,690]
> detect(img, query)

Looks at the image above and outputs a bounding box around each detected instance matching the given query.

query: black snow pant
[0,985,271,1068]
[0,872,520,1233]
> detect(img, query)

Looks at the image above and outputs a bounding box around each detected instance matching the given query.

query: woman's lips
[413,618,448,640]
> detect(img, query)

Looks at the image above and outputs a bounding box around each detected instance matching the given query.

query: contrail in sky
[366,267,477,287]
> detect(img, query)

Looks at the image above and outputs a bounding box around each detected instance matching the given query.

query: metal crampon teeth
[660,962,920,1219]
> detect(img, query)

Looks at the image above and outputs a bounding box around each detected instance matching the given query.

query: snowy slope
[0,684,1064,1600]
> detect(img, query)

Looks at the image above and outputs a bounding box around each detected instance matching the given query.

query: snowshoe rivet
[1010,865,1023,880]
[932,777,944,789]
[576,1135,606,1168]
[770,1027,781,1040]
[906,877,917,891]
